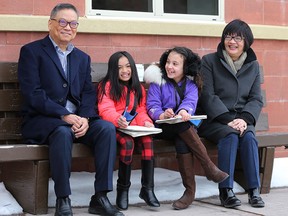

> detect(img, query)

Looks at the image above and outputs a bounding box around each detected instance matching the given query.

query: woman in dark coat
[197,19,265,208]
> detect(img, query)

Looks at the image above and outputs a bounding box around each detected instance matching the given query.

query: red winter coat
[97,82,153,127]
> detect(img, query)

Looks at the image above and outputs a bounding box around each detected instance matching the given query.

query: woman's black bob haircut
[220,19,254,52]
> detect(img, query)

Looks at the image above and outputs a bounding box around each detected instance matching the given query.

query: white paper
[117,125,162,137]
[156,115,207,124]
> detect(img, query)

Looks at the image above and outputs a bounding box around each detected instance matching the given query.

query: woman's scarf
[222,50,247,74]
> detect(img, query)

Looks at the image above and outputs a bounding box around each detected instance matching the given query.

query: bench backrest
[0,62,268,144]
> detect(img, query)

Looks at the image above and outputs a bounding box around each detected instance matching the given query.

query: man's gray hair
[50,3,79,19]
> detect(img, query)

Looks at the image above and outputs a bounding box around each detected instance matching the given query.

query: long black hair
[98,51,143,104]
[159,46,203,93]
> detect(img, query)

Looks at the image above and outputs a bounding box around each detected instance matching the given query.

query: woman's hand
[228,118,247,136]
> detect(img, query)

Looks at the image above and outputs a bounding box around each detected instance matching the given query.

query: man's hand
[61,114,89,138]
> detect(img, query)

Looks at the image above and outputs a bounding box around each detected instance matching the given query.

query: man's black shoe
[88,193,124,216]
[248,188,265,208]
[219,188,241,208]
[55,197,73,216]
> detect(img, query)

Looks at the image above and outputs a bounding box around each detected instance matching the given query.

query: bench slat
[0,62,18,83]
[0,145,49,162]
[0,118,22,140]
[0,89,22,111]
[0,62,106,83]
[0,143,94,162]
[257,132,288,147]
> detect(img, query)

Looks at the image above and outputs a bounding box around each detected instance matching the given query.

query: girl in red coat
[97,51,160,211]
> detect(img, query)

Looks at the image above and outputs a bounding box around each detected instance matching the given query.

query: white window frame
[86,0,224,22]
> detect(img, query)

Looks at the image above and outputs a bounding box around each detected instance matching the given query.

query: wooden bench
[0,62,288,215]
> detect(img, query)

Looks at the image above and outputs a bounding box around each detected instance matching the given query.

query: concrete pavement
[26,187,288,216]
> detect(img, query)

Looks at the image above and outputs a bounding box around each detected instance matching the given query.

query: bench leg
[1,160,50,214]
[259,147,275,194]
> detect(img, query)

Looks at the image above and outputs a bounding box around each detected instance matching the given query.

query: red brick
[0,45,21,62]
[200,37,219,51]
[0,32,7,45]
[110,34,158,48]
[264,77,288,102]
[243,0,264,24]
[262,51,288,76]
[33,0,85,16]
[86,47,116,63]
[158,35,202,50]
[0,0,33,15]
[264,1,288,26]
[265,102,288,128]
[225,0,245,22]
[75,33,111,47]
[275,147,288,158]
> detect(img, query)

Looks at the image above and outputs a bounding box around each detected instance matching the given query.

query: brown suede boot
[179,127,229,183]
[172,153,196,210]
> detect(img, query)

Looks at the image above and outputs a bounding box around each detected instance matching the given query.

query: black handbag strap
[171,79,186,111]
[125,88,138,115]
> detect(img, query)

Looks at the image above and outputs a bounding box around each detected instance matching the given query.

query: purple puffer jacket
[144,64,199,121]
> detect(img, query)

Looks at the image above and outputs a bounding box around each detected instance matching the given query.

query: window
[86,0,224,22]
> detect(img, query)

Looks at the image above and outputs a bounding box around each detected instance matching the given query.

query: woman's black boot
[219,188,241,208]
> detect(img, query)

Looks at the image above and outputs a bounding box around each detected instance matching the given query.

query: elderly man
[17,3,123,216]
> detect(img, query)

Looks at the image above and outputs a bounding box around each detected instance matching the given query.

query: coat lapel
[41,36,68,81]
[68,49,80,84]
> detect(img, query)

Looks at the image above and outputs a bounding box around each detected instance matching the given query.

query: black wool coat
[197,44,263,143]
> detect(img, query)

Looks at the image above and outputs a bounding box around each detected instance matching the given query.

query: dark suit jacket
[18,35,99,143]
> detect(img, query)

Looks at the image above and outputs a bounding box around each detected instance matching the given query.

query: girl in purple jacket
[144,47,228,210]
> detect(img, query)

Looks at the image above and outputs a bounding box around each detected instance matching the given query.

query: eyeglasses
[51,18,79,29]
[225,35,244,42]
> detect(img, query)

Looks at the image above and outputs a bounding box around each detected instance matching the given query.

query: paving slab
[26,187,287,216]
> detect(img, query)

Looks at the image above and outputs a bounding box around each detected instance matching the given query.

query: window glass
[164,0,218,15]
[89,0,222,21]
[92,0,152,12]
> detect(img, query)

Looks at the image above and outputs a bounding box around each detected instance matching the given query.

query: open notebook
[117,126,162,137]
[155,115,207,127]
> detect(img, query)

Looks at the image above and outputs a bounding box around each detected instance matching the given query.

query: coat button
[63,83,68,88]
